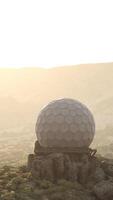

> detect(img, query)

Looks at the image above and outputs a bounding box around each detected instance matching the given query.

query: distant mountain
[0,63,113,130]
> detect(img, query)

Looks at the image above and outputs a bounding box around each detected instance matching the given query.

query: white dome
[35,98,95,148]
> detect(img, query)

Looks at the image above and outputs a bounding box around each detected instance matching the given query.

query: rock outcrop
[28,141,97,184]
[1,154,113,200]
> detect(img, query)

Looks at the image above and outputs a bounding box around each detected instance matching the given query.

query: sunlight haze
[1,1,113,195]
[0,0,113,68]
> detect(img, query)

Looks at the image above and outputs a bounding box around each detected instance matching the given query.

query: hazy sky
[0,0,113,68]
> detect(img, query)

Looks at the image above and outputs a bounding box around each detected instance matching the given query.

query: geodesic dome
[35,98,95,148]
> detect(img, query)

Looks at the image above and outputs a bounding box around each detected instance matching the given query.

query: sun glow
[0,0,113,68]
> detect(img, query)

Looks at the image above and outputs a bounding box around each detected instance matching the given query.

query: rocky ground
[1,155,113,200]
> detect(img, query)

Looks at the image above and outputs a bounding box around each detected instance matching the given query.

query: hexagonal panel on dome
[35,98,95,148]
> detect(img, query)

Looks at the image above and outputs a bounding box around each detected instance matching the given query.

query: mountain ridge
[0,62,113,130]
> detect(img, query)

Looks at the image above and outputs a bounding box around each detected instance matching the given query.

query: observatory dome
[35,98,95,148]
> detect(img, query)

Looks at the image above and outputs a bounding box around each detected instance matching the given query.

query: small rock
[93,180,113,200]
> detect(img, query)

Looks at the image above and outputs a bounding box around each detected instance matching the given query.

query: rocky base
[28,141,97,184]
[1,155,113,199]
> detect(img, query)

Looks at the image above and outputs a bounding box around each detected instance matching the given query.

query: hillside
[0,63,113,130]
